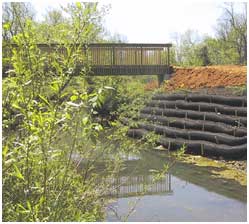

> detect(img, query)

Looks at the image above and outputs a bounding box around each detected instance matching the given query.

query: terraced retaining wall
[128,93,247,159]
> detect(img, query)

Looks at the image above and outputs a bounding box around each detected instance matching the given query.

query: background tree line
[170,3,247,66]
[2,2,126,44]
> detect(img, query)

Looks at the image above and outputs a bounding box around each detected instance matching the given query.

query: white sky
[102,1,224,42]
[6,0,245,43]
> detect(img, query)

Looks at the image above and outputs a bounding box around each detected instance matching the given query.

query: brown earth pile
[164,65,247,91]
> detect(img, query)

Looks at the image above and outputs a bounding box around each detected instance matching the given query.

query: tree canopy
[170,3,247,66]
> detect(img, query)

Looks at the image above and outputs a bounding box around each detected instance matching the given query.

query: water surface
[105,150,246,222]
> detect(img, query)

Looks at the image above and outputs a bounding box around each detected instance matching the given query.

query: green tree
[2,2,35,41]
[2,2,121,221]
[203,36,238,65]
[198,45,210,66]
[170,3,247,66]
[44,8,65,26]
[171,30,203,66]
[216,3,247,64]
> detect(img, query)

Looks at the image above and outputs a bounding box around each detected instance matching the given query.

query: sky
[11,0,245,43]
[101,1,224,42]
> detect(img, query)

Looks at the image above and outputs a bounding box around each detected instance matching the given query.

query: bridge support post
[157,74,165,86]
[157,73,171,86]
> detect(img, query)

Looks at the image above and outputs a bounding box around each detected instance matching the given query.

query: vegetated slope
[163,65,246,91]
[127,92,247,159]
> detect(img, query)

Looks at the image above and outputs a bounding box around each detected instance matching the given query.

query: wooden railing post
[140,47,143,65]
[112,46,115,65]
[135,48,137,65]
[167,46,170,74]
[158,46,171,86]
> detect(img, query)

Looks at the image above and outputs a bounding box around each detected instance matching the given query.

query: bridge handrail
[5,43,172,48]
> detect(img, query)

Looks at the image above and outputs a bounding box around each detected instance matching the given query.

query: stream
[104,150,246,222]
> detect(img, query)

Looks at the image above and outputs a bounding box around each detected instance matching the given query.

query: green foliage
[3,3,161,221]
[143,132,160,148]
[3,2,205,222]
[170,144,186,159]
[203,37,240,65]
[171,30,204,66]
[215,3,247,64]
[33,2,108,43]
[171,3,247,66]
[2,2,35,41]
[2,3,119,222]
[225,85,247,96]
[84,76,152,121]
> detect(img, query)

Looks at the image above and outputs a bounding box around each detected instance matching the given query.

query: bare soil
[164,65,246,91]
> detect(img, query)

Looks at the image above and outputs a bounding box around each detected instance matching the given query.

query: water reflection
[114,150,246,202]
[104,150,246,222]
[74,148,246,221]
[105,173,173,197]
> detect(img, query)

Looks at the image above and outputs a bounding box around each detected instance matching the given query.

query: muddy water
[105,150,246,222]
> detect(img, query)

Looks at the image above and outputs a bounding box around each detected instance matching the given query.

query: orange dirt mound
[144,80,159,91]
[163,65,246,91]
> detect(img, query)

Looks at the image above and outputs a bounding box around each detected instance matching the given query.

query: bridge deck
[91,65,169,76]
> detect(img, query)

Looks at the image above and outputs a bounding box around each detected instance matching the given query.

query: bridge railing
[87,43,172,65]
[3,43,172,77]
[87,43,172,76]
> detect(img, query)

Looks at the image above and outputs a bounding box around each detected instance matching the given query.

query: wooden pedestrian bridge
[3,43,172,84]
